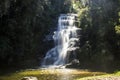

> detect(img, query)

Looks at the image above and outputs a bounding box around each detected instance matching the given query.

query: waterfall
[41,14,81,68]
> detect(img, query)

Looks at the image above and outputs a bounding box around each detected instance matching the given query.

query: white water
[42,14,81,68]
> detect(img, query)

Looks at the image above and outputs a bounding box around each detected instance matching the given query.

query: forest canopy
[0,0,120,71]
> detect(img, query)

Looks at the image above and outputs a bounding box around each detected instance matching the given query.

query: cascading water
[42,14,81,68]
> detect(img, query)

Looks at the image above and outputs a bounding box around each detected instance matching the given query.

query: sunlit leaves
[115,25,120,34]
[118,12,120,23]
[118,12,120,17]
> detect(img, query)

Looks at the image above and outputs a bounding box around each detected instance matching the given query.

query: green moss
[76,71,120,80]
[0,69,106,80]
[114,71,120,76]
[3,70,120,80]
[115,25,120,34]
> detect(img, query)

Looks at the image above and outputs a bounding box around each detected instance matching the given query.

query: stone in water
[21,76,38,80]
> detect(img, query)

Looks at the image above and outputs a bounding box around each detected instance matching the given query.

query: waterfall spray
[41,14,81,68]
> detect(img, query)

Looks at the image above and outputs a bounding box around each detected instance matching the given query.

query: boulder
[66,59,80,68]
[21,76,38,80]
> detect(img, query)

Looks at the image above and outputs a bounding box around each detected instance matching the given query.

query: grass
[76,70,120,80]
[0,69,119,80]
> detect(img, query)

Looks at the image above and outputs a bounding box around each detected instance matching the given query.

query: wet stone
[21,76,38,80]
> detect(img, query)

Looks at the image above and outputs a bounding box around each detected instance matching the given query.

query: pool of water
[0,68,106,80]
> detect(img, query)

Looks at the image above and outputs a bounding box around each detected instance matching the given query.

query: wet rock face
[21,77,38,80]
[66,48,80,62]
[65,59,80,68]
[42,14,81,67]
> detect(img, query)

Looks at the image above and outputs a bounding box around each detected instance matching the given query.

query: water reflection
[40,69,76,80]
[59,70,74,80]
[0,68,105,80]
[39,69,105,80]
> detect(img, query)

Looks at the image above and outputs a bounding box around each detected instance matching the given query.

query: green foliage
[118,12,120,17]
[0,0,120,72]
[115,25,120,34]
[115,71,120,75]
[0,0,71,67]
[71,0,120,71]
[72,0,82,12]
